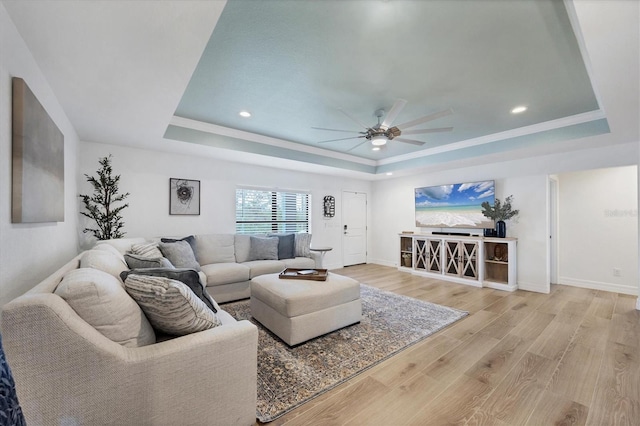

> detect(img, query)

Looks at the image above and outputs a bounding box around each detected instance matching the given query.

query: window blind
[235,188,310,234]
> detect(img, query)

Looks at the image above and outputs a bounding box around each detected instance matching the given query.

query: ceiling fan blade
[396,108,454,130]
[381,99,407,129]
[400,127,453,135]
[346,140,370,152]
[317,136,364,144]
[339,108,370,130]
[311,126,361,134]
[394,137,426,146]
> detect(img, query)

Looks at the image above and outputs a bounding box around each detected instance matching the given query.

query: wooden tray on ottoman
[279,268,328,281]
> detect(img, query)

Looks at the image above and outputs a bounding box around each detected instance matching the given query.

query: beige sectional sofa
[1,233,317,425]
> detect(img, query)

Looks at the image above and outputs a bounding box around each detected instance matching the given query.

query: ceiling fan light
[371,135,387,146]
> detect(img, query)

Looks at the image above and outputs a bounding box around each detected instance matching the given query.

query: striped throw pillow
[294,233,312,257]
[124,275,221,335]
[131,242,163,259]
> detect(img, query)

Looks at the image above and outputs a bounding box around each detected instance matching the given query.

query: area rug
[221,284,468,423]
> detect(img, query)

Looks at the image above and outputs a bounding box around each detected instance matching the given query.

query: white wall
[0,3,80,312]
[79,141,372,270]
[371,166,549,293]
[558,166,638,295]
[371,141,639,294]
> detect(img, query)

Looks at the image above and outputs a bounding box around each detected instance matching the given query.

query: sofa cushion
[124,253,174,269]
[200,263,250,286]
[195,234,236,265]
[80,250,128,282]
[120,268,217,313]
[159,240,201,271]
[248,236,279,261]
[294,233,312,257]
[130,242,163,258]
[215,308,238,326]
[282,257,316,269]
[55,268,155,347]
[124,275,221,336]
[234,234,251,263]
[269,233,295,259]
[242,260,286,279]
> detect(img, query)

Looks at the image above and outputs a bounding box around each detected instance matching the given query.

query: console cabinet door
[427,239,442,273]
[444,240,479,280]
[415,239,428,271]
[461,241,479,280]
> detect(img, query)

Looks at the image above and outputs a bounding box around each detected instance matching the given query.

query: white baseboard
[558,276,638,296]
[367,258,396,268]
[516,281,550,294]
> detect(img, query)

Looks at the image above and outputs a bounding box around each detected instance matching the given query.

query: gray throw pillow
[120,268,217,313]
[161,235,197,257]
[268,233,295,259]
[158,240,201,271]
[124,275,221,336]
[248,236,279,261]
[124,253,174,269]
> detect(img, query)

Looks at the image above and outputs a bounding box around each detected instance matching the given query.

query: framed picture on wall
[169,178,200,215]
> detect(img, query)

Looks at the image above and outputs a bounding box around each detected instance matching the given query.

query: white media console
[398,233,517,291]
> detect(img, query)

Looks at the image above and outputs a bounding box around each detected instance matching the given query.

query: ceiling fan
[313,99,453,152]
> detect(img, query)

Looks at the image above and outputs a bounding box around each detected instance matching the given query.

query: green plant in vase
[481,195,519,238]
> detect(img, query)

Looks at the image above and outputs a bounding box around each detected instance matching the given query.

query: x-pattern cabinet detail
[398,234,517,291]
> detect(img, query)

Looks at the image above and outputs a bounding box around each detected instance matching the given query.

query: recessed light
[239,111,251,118]
[386,172,393,176]
[372,146,381,151]
[511,106,527,114]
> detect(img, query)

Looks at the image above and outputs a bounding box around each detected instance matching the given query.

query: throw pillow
[161,235,197,257]
[124,275,221,336]
[120,268,217,313]
[158,240,201,271]
[80,250,129,281]
[248,236,279,261]
[93,243,126,263]
[130,242,163,259]
[124,253,174,270]
[55,268,156,347]
[294,233,312,257]
[268,233,295,259]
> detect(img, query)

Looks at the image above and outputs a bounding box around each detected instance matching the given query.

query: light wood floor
[265,264,640,426]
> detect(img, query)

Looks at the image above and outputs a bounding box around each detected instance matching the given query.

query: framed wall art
[169,178,200,215]
[12,77,65,223]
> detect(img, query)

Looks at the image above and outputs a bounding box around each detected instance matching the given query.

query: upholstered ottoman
[250,273,362,346]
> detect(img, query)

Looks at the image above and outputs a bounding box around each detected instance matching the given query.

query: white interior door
[342,191,367,266]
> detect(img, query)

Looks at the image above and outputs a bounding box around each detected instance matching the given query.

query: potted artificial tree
[79,155,130,240]
[481,195,519,238]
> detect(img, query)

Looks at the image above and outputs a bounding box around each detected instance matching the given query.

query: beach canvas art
[415,181,495,229]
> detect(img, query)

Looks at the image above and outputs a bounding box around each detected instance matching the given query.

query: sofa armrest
[2,293,258,426]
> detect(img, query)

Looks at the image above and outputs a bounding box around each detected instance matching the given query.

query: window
[236,188,310,234]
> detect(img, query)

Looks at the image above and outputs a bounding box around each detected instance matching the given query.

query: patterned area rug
[222,283,468,423]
